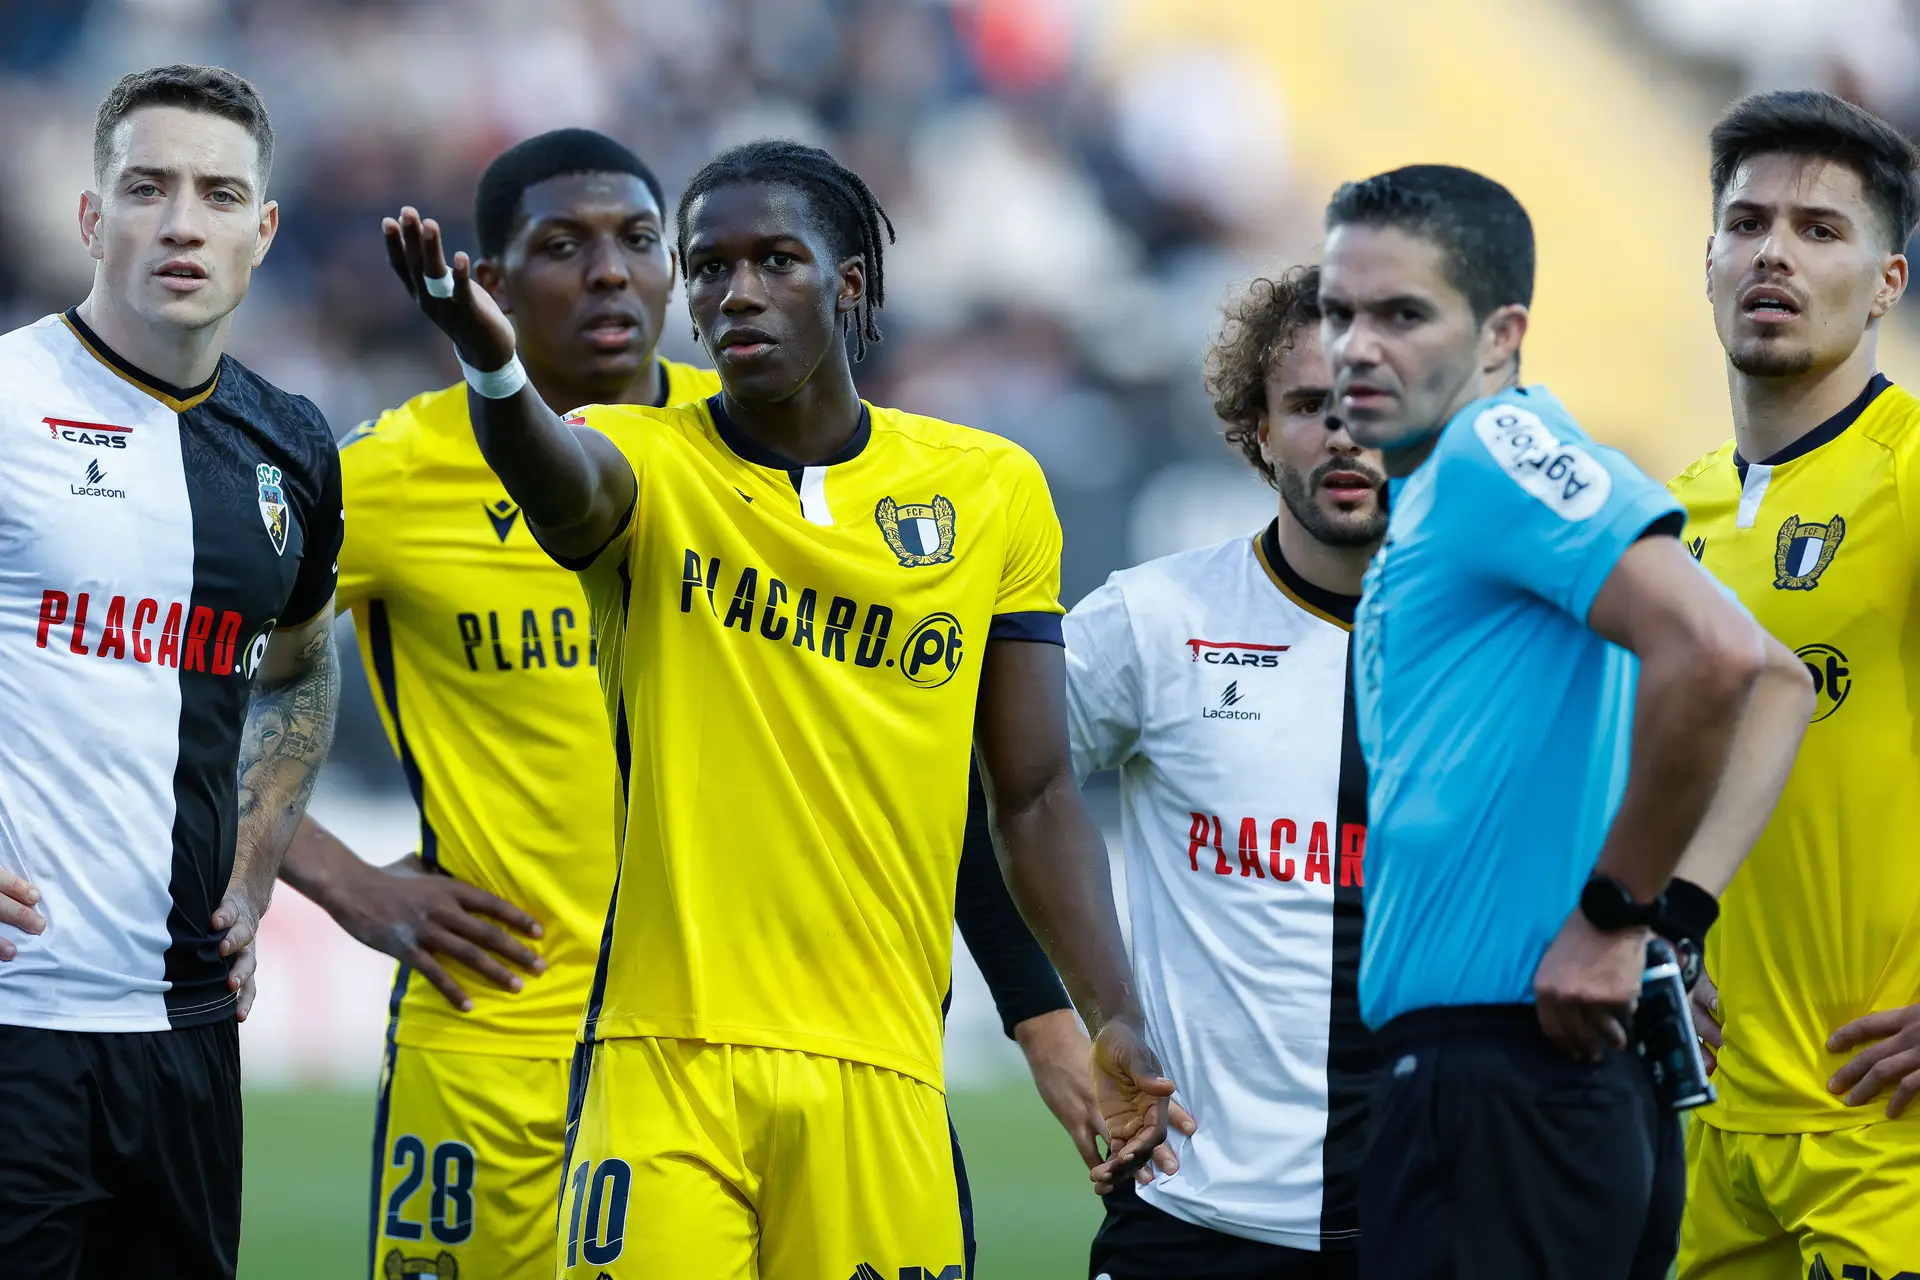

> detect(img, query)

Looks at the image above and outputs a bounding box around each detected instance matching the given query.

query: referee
[1320,166,1814,1278]
[0,67,341,1278]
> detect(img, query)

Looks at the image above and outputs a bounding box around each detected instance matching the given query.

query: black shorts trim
[1090,1180,1354,1280]
[367,966,410,1279]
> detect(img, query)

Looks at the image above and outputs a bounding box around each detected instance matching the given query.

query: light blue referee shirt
[1354,386,1684,1029]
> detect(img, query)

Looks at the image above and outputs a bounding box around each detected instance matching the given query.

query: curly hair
[1205,265,1322,489]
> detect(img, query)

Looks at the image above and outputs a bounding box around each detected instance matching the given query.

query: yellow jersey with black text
[338,360,721,1057]
[568,395,1064,1088]
[1669,374,1920,1132]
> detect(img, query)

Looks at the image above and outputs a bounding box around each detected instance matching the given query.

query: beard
[1728,337,1816,378]
[1276,458,1388,550]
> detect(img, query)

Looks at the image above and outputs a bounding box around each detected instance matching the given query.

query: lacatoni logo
[1186,638,1287,667]
[1203,681,1260,721]
[70,458,125,500]
[36,589,257,675]
[44,416,133,449]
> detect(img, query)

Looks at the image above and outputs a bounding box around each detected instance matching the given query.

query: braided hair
[675,140,896,360]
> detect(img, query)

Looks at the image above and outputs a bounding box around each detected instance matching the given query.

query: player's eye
[1806,224,1837,241]
[627,230,658,250]
[1731,217,1762,234]
[1296,396,1327,416]
[209,189,240,206]
[1395,307,1424,326]
[767,252,797,269]
[694,259,726,277]
[130,182,162,198]
[545,238,578,256]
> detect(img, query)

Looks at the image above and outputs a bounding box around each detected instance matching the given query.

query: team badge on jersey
[875,495,956,566]
[379,1246,458,1279]
[257,463,289,555]
[1774,513,1844,590]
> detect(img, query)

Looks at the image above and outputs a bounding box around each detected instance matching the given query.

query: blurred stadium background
[4,0,1919,1274]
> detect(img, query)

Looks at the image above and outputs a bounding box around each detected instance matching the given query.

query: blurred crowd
[0,0,1317,785]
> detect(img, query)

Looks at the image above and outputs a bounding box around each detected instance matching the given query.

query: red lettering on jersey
[183,606,214,672]
[211,611,242,675]
[1211,815,1230,875]
[36,591,68,648]
[131,599,158,663]
[1269,818,1297,881]
[1306,821,1331,883]
[1186,813,1209,872]
[1340,823,1367,888]
[1237,817,1265,878]
[69,592,91,655]
[157,603,183,668]
[96,595,128,660]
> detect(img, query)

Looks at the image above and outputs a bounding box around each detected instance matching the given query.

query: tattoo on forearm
[235,623,340,893]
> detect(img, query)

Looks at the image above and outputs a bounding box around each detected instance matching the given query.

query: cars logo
[43,415,132,449]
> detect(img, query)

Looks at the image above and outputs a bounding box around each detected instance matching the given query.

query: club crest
[256,463,289,556]
[1774,512,1844,590]
[875,494,956,567]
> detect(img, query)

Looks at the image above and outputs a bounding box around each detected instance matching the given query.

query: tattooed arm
[214,600,341,1019]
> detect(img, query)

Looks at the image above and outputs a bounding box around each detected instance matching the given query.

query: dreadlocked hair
[676,139,896,360]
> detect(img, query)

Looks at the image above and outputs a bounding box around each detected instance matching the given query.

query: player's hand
[211,882,267,1020]
[0,865,47,960]
[1015,1009,1104,1168]
[382,207,516,372]
[1533,912,1647,1062]
[330,854,545,1013]
[229,929,260,1022]
[1827,1003,1920,1118]
[1087,1018,1175,1194]
[1689,966,1721,1076]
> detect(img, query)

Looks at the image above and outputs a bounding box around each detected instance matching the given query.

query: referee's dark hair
[675,139,896,360]
[474,129,666,260]
[1206,265,1321,489]
[1710,90,1920,254]
[1325,165,1534,322]
[94,65,274,187]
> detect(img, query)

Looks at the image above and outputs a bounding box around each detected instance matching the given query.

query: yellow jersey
[568,395,1064,1089]
[1669,374,1920,1132]
[338,359,722,1057]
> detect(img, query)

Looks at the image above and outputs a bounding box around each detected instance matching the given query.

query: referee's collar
[61,307,221,413]
[1734,372,1889,482]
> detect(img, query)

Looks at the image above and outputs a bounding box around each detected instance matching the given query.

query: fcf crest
[257,463,289,556]
[875,494,956,567]
[1774,512,1844,590]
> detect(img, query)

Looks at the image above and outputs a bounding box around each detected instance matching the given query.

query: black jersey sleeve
[281,398,343,627]
[955,756,1073,1039]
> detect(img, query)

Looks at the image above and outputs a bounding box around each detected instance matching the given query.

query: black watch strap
[1580,874,1665,932]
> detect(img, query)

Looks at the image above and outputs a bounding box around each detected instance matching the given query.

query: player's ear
[1703,235,1714,299]
[78,191,105,261]
[836,255,864,315]
[1870,252,1908,320]
[251,200,279,269]
[1479,303,1529,376]
[471,259,511,314]
[1256,417,1275,469]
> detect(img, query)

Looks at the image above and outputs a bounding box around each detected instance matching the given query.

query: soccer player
[1672,91,1920,1279]
[382,138,1168,1278]
[0,66,342,1277]
[1322,165,1814,1279]
[1067,263,1383,1280]
[278,128,1083,1280]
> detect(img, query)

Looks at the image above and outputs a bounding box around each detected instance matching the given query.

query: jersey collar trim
[1733,372,1890,482]
[651,358,672,408]
[1255,519,1360,630]
[61,308,220,412]
[705,394,872,474]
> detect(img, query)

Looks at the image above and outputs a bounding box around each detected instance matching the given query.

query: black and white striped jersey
[0,310,341,1032]
[1065,520,1379,1252]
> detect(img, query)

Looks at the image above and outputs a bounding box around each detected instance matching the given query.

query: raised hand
[382,207,516,371]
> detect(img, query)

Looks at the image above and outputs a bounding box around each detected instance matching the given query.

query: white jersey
[1066,522,1378,1251]
[0,312,340,1032]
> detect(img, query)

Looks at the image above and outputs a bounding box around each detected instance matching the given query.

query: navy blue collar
[706,394,871,473]
[1734,372,1890,482]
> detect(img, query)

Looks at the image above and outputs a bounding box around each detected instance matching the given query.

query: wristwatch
[1579,874,1665,933]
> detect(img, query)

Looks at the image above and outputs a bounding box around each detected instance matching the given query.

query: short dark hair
[93,65,274,187]
[1206,265,1322,488]
[676,139,896,360]
[1709,90,1920,253]
[1324,164,1534,320]
[474,129,666,259]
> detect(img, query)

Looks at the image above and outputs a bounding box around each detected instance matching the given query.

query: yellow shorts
[557,1036,967,1280]
[1679,1120,1920,1279]
[370,1041,570,1280]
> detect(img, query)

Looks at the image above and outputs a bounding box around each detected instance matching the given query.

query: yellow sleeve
[988,444,1065,641]
[334,418,392,608]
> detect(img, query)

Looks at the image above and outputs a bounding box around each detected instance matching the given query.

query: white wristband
[458,351,529,399]
[421,269,456,299]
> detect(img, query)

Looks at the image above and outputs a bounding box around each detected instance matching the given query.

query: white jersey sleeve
[1063,576,1145,782]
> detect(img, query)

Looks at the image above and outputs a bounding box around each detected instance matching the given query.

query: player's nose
[583,236,631,290]
[719,259,767,313]
[157,193,209,247]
